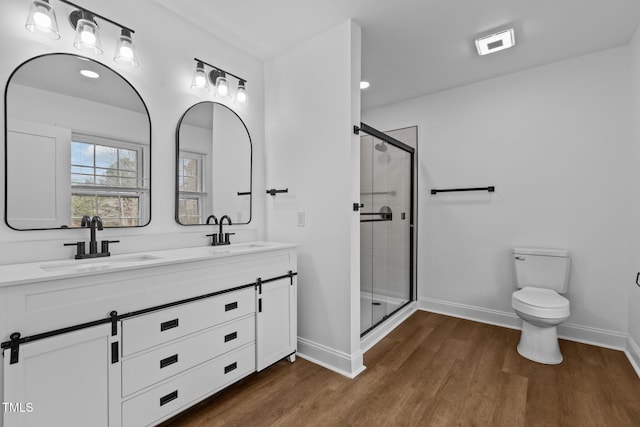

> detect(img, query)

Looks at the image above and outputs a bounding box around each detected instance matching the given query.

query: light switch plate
[297,211,305,227]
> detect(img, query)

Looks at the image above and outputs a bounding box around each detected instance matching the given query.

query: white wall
[364,46,633,345]
[0,0,266,264]
[265,20,363,376]
[628,26,640,368]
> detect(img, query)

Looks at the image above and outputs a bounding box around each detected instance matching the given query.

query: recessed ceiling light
[360,81,370,90]
[79,69,100,79]
[475,28,515,56]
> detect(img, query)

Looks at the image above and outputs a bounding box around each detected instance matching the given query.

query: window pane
[122,197,139,218]
[72,174,95,185]
[95,145,118,169]
[71,142,94,166]
[119,149,137,171]
[182,177,197,192]
[97,196,120,218]
[183,159,198,177]
[71,195,96,222]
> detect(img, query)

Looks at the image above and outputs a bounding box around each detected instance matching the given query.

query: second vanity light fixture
[191,58,248,108]
[25,0,139,67]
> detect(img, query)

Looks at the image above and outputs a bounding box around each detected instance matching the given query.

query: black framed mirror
[175,101,252,225]
[4,53,151,230]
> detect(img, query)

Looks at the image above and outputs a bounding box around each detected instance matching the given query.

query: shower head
[375,141,387,152]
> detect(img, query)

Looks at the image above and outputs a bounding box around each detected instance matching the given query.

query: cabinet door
[256,277,297,371]
[3,324,119,427]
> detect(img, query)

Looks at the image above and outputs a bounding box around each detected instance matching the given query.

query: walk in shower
[359,123,414,336]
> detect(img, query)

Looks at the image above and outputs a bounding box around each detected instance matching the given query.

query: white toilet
[512,248,570,364]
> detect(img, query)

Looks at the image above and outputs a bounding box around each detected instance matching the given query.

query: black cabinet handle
[258,298,262,313]
[160,354,179,369]
[160,390,178,406]
[224,332,237,343]
[225,302,238,312]
[224,362,237,374]
[160,318,179,331]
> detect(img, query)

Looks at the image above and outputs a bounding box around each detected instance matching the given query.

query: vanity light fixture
[24,0,139,67]
[191,58,249,108]
[25,0,60,39]
[475,28,515,56]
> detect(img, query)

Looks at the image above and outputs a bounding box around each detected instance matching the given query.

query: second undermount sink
[39,254,161,273]
[202,242,272,256]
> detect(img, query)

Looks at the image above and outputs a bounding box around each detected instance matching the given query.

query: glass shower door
[360,127,413,336]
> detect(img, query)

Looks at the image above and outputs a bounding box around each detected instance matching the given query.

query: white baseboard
[418,297,627,350]
[418,297,521,330]
[625,335,640,379]
[360,302,418,353]
[296,337,366,379]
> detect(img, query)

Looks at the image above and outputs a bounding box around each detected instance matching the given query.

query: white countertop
[0,241,297,287]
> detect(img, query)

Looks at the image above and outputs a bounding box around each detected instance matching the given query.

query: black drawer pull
[225,301,238,312]
[160,390,178,406]
[160,318,179,331]
[224,332,237,343]
[160,354,179,369]
[224,362,237,374]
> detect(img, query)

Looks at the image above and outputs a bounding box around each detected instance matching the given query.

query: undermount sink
[39,254,161,273]
[201,242,271,256]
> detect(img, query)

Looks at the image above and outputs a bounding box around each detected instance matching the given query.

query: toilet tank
[513,248,570,293]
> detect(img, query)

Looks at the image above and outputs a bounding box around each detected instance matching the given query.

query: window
[71,134,147,227]
[178,152,206,224]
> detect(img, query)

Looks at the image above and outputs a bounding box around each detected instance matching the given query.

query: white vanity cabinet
[3,324,120,427]
[256,276,297,371]
[0,243,297,427]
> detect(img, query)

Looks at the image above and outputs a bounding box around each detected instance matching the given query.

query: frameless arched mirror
[176,101,252,225]
[5,53,151,230]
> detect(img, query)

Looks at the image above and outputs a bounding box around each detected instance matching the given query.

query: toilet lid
[513,287,569,309]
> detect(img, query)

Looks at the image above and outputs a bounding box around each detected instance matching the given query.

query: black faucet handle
[206,233,219,246]
[64,241,86,258]
[100,240,120,254]
[224,232,236,244]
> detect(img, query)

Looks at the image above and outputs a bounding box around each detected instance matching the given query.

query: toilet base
[517,320,563,364]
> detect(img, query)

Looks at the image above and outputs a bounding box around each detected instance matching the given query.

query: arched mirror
[175,102,252,225]
[4,53,151,230]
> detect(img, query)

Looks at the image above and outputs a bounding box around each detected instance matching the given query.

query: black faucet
[218,215,234,245]
[64,215,119,259]
[88,215,103,254]
[205,215,219,246]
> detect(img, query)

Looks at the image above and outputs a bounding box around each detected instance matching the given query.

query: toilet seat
[512,287,570,319]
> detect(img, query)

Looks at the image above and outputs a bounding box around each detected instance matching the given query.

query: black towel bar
[266,188,288,196]
[430,186,495,195]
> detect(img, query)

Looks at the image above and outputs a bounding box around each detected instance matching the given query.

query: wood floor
[160,311,640,426]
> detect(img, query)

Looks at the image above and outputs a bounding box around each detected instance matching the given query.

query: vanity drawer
[121,287,255,356]
[121,314,255,396]
[122,343,255,427]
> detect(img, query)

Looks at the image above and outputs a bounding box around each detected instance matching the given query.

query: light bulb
[215,72,230,99]
[33,11,51,28]
[80,29,96,45]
